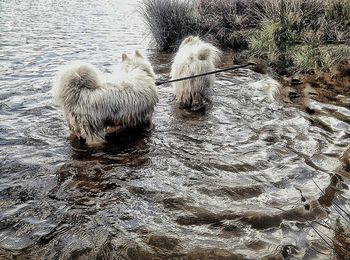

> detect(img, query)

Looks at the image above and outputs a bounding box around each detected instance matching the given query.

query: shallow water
[1,0,349,259]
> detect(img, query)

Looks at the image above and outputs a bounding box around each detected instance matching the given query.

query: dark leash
[155,62,256,86]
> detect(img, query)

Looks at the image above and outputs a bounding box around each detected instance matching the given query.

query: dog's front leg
[105,125,123,135]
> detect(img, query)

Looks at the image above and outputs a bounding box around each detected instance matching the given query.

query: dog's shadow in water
[173,102,212,123]
[48,127,153,202]
[69,126,153,164]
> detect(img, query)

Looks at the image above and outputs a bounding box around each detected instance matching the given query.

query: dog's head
[178,36,221,64]
[179,36,202,49]
[120,50,155,79]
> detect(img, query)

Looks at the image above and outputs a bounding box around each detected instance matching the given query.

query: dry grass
[140,0,197,51]
[249,20,282,62]
[290,45,350,73]
[140,0,350,73]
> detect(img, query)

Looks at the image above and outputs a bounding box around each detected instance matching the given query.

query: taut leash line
[155,62,256,86]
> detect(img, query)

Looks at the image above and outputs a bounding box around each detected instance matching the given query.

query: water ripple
[0,0,349,259]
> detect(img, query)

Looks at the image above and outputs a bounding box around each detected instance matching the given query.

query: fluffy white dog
[170,36,221,110]
[52,50,158,146]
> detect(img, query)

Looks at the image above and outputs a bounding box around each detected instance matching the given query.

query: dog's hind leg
[80,120,105,147]
[191,91,204,110]
[178,92,193,109]
[85,132,105,147]
[64,111,82,139]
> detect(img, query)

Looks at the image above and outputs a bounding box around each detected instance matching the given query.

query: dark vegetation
[140,0,350,75]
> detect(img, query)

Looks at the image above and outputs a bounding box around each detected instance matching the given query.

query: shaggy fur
[170,36,221,109]
[52,50,158,146]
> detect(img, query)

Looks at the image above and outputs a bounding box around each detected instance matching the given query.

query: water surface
[1,0,349,259]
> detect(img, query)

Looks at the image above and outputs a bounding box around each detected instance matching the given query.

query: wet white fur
[52,50,158,146]
[170,36,221,108]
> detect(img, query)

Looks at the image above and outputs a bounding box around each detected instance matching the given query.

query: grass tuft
[249,20,282,63]
[140,0,197,52]
[290,45,350,73]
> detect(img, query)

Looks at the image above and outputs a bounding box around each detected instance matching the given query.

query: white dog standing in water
[171,36,221,110]
[52,50,158,146]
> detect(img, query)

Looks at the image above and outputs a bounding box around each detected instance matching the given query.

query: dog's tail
[53,62,102,106]
[196,44,221,64]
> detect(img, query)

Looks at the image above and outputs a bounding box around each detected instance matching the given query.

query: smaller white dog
[52,50,158,146]
[170,36,221,109]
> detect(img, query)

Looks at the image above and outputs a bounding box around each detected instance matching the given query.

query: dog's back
[52,51,158,147]
[171,36,221,109]
[53,62,102,107]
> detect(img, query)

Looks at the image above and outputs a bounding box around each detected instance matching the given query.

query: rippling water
[1,0,349,259]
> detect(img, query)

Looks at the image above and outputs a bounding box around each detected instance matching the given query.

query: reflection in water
[0,0,349,259]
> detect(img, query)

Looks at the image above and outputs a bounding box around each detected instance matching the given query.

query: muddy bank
[277,60,350,106]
